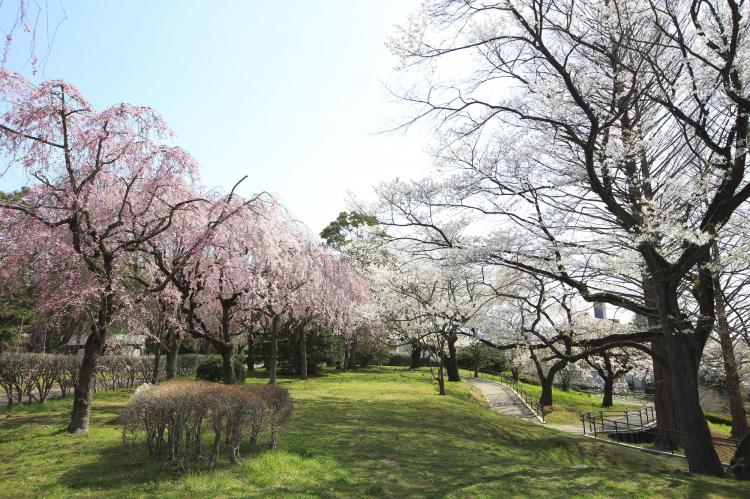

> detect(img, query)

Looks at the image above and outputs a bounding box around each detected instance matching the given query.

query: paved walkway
[466,376,660,442]
[464,376,539,422]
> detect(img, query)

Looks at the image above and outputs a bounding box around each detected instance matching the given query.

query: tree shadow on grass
[56,441,169,493]
[55,436,274,493]
[279,396,749,497]
[14,370,750,497]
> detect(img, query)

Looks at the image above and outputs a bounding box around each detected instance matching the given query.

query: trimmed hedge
[0,352,159,405]
[387,354,410,366]
[121,380,292,468]
[177,354,208,378]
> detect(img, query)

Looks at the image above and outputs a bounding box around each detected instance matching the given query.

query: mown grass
[1,368,749,498]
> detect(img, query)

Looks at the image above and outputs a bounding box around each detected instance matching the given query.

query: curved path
[464,376,539,422]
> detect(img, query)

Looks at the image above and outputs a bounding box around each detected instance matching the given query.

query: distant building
[593,302,606,320]
[63,334,147,356]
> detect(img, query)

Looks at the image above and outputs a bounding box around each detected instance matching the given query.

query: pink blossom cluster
[0,71,370,349]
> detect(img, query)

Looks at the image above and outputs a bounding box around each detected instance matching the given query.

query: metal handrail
[580,406,656,435]
[475,370,545,423]
[579,415,740,462]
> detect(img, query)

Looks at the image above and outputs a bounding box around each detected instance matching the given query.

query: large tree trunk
[219,345,236,385]
[643,276,679,450]
[151,345,162,384]
[712,257,748,439]
[652,340,679,450]
[269,317,279,385]
[649,272,724,476]
[68,329,105,434]
[666,333,723,476]
[347,337,357,370]
[446,334,460,382]
[245,333,255,372]
[299,327,308,380]
[602,376,614,408]
[539,376,553,407]
[730,432,750,480]
[165,335,180,380]
[409,343,422,369]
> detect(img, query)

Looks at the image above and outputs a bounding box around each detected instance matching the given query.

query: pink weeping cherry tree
[254,214,327,385]
[0,72,202,433]
[321,253,372,368]
[288,246,371,379]
[146,191,280,384]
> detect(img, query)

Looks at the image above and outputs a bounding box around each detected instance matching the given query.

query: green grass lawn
[1,368,748,498]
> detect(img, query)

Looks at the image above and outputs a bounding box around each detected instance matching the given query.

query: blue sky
[1,0,431,232]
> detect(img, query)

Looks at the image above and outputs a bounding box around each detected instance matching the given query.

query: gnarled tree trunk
[602,377,614,408]
[655,277,723,476]
[165,334,180,380]
[347,337,357,370]
[151,346,162,384]
[409,343,422,369]
[666,334,723,476]
[539,376,554,407]
[68,327,105,434]
[445,333,460,382]
[219,344,236,385]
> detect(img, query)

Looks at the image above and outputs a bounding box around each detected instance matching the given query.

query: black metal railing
[580,407,656,436]
[470,370,545,423]
[580,411,739,462]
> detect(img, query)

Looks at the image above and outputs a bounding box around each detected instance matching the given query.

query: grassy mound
[0,368,748,497]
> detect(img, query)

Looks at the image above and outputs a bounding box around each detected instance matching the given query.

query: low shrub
[121,380,292,469]
[357,348,390,367]
[456,347,508,373]
[0,352,161,406]
[195,355,246,383]
[56,355,81,397]
[177,354,206,378]
[387,354,410,366]
[518,373,541,386]
[97,355,156,389]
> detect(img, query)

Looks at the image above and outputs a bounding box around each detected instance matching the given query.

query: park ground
[1,368,749,498]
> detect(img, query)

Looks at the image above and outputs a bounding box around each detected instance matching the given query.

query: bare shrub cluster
[0,353,81,404]
[0,353,200,406]
[96,356,156,390]
[121,380,292,469]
